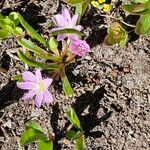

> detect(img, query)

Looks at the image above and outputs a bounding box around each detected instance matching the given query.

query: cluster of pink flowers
[51,7,91,57]
[17,7,91,108]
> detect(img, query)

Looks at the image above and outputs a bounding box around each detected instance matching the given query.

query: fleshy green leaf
[67,130,83,140]
[26,121,43,132]
[104,22,128,46]
[66,107,82,130]
[48,37,59,55]
[10,12,48,46]
[11,75,23,81]
[38,139,53,150]
[0,29,11,39]
[122,2,150,15]
[61,69,73,97]
[17,51,46,68]
[18,51,63,70]
[20,128,45,146]
[18,38,60,62]
[50,28,83,38]
[135,14,150,35]
[75,135,85,150]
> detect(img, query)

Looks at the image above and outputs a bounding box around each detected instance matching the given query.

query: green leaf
[20,128,45,146]
[75,135,85,150]
[13,27,23,35]
[0,29,11,39]
[18,51,63,70]
[134,0,149,4]
[25,121,43,132]
[122,2,150,15]
[60,69,73,97]
[10,12,48,46]
[38,139,53,150]
[18,38,61,62]
[135,14,150,35]
[67,130,83,140]
[104,22,128,46]
[17,51,46,68]
[66,107,82,130]
[50,28,83,38]
[48,37,59,55]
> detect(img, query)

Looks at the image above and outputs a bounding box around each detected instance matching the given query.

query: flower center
[36,81,46,92]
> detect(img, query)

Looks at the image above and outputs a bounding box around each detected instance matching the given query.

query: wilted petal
[43,90,53,103]
[22,90,36,100]
[35,93,43,108]
[43,78,53,88]
[17,82,36,90]
[35,69,42,80]
[22,71,36,82]
[62,7,72,23]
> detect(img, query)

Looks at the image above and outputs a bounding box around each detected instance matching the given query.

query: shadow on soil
[0,81,23,110]
[51,86,112,149]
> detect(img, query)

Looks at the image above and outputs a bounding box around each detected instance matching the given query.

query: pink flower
[50,7,83,41]
[17,69,53,108]
[70,36,91,56]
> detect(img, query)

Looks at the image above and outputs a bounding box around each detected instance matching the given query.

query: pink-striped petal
[35,69,42,81]
[22,71,36,82]
[43,90,53,103]
[74,25,83,31]
[62,7,72,23]
[71,15,78,26]
[43,78,53,88]
[17,82,36,90]
[52,14,67,27]
[35,92,43,108]
[22,90,36,100]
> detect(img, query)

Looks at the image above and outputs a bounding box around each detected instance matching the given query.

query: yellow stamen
[91,1,100,7]
[103,4,111,12]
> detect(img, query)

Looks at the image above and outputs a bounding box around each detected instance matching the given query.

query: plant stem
[100,14,136,28]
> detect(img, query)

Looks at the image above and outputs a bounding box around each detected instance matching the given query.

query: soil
[0,0,150,150]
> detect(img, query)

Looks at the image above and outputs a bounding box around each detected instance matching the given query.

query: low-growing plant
[20,120,53,150]
[0,7,91,106]
[66,107,85,150]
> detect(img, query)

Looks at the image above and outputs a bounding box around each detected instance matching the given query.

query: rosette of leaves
[104,22,128,46]
[20,121,53,150]
[0,12,84,97]
[122,1,150,35]
[66,108,85,150]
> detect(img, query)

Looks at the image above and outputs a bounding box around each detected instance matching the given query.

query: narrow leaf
[50,28,83,38]
[38,139,53,150]
[20,128,45,146]
[66,107,82,130]
[67,130,83,140]
[26,121,43,132]
[75,135,85,150]
[61,69,73,97]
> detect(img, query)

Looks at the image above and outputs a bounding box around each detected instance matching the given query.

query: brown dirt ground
[0,0,150,150]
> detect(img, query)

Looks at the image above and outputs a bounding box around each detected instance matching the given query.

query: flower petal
[52,14,67,28]
[35,69,42,81]
[43,90,53,103]
[74,25,83,31]
[62,7,72,23]
[17,82,36,90]
[71,15,78,26]
[22,90,36,100]
[22,71,36,82]
[57,34,68,41]
[35,92,43,108]
[43,78,53,88]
